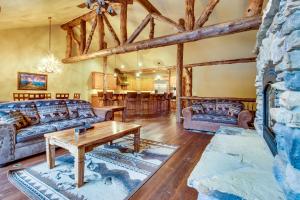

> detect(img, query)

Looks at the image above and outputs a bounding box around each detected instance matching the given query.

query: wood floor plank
[0,113,212,200]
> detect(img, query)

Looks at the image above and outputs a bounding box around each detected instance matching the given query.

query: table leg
[46,138,55,169]
[134,129,140,153]
[74,147,85,188]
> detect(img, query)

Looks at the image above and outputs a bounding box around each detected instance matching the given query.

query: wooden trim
[62,16,261,63]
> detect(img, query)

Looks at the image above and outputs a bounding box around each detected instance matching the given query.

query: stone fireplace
[255,0,300,199]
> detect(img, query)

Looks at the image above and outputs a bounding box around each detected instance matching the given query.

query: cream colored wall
[0,25,103,101]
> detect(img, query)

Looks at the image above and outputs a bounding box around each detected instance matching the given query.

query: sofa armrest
[182,107,193,120]
[93,108,113,121]
[0,124,16,165]
[238,110,252,129]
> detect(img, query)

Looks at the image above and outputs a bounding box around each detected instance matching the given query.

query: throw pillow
[78,108,96,118]
[0,110,29,130]
[228,106,241,117]
[192,103,205,114]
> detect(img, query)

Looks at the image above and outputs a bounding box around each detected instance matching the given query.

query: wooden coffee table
[44,121,141,188]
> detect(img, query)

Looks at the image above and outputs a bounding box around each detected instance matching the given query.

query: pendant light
[38,17,62,73]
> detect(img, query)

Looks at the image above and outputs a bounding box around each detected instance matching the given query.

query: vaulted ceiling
[1,0,252,31]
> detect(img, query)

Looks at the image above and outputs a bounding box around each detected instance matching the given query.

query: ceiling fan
[77,0,117,16]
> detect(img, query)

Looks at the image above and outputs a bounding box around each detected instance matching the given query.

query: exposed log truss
[60,0,262,122]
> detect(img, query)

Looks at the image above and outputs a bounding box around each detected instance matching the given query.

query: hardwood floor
[0,113,212,200]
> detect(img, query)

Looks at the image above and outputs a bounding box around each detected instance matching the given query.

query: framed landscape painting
[18,72,48,90]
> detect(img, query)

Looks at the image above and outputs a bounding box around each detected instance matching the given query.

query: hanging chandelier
[38,17,62,73]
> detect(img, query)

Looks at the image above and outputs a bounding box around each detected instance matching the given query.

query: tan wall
[0,25,103,101]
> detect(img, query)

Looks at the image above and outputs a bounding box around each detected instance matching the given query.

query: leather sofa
[182,99,252,132]
[0,99,112,167]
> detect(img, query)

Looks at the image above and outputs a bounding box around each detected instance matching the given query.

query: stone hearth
[255,0,300,199]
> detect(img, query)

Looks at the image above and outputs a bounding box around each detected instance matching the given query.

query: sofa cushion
[78,108,96,119]
[192,114,238,125]
[35,100,69,123]
[0,110,29,130]
[65,100,81,119]
[0,101,40,125]
[17,124,57,143]
[197,100,216,115]
[50,119,84,131]
[215,100,243,116]
[228,103,244,117]
[78,116,105,124]
[192,102,205,114]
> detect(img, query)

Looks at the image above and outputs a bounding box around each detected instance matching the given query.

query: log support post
[149,17,155,39]
[120,2,128,44]
[185,0,195,31]
[176,19,185,123]
[103,42,108,100]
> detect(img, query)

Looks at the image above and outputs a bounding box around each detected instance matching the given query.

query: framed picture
[18,72,48,90]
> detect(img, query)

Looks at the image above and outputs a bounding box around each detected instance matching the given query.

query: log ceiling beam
[245,0,264,17]
[185,0,195,31]
[62,16,261,63]
[126,14,152,44]
[103,14,121,46]
[136,0,161,14]
[195,0,220,29]
[119,57,257,73]
[61,10,96,30]
[151,13,185,32]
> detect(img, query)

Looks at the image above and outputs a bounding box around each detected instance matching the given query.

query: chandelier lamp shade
[38,17,62,73]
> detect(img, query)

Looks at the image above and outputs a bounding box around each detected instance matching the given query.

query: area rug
[8,137,178,200]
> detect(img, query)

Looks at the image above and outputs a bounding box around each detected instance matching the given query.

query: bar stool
[104,92,115,106]
[140,92,151,116]
[98,92,104,107]
[125,92,138,117]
